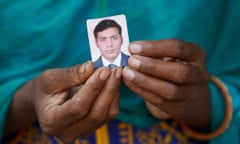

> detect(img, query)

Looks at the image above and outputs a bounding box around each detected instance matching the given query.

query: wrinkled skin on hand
[123,39,211,130]
[30,62,122,143]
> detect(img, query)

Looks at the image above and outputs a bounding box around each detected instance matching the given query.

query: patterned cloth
[3,119,207,144]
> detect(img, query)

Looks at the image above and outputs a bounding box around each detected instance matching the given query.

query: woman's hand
[123,39,211,130]
[6,61,122,143]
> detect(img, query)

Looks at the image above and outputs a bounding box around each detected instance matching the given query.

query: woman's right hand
[7,61,122,143]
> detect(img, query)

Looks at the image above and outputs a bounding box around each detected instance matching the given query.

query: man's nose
[106,39,113,47]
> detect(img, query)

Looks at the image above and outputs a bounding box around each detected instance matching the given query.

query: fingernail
[130,43,142,54]
[80,61,93,74]
[80,62,87,74]
[115,68,122,78]
[99,69,110,81]
[123,67,135,80]
[129,56,140,68]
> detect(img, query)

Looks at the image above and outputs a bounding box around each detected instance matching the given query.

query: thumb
[40,61,94,94]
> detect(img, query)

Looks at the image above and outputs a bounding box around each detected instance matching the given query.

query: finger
[107,89,119,121]
[87,67,121,123]
[123,72,186,120]
[55,68,122,140]
[129,39,205,62]
[128,55,205,84]
[145,101,170,119]
[123,67,188,101]
[41,61,94,94]
[123,75,163,106]
[45,67,111,129]
[123,77,185,119]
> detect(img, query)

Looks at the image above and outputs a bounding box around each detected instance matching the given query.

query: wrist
[181,85,211,131]
[4,79,37,136]
[180,76,233,140]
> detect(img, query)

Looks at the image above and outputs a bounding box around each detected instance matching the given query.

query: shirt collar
[102,53,121,67]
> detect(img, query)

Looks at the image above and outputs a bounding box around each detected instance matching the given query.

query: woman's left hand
[123,39,211,130]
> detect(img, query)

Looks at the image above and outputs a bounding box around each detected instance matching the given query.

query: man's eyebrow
[98,34,119,38]
[98,36,106,38]
[97,37,106,41]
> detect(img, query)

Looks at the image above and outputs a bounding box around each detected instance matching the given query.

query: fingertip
[115,67,122,79]
[128,56,141,69]
[111,67,122,79]
[82,61,94,73]
[98,68,110,81]
[123,67,135,81]
[78,61,88,74]
[129,43,142,54]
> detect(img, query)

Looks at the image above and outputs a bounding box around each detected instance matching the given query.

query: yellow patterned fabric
[3,119,207,144]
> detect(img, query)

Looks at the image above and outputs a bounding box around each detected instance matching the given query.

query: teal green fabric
[0,75,36,140]
[0,0,239,143]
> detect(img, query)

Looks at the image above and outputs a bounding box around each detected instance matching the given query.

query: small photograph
[87,14,130,69]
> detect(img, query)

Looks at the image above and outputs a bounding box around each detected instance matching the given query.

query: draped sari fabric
[0,1,240,143]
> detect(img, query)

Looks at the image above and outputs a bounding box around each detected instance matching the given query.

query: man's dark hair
[93,19,122,39]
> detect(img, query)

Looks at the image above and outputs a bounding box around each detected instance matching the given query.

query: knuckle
[145,62,156,74]
[41,69,53,79]
[172,39,184,57]
[164,85,179,100]
[174,64,189,83]
[41,69,59,82]
[90,107,106,122]
[140,77,150,88]
[71,107,88,118]
[108,85,119,94]
[69,103,89,118]
[144,41,153,49]
[89,80,102,92]
[67,66,83,84]
[40,69,58,92]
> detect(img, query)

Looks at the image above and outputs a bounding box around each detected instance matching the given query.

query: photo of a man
[87,14,130,69]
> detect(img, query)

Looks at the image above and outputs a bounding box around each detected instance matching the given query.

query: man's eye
[111,36,118,40]
[99,38,106,41]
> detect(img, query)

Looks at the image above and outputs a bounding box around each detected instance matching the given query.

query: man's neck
[101,53,122,67]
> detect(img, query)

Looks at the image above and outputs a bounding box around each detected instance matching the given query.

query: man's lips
[106,49,115,54]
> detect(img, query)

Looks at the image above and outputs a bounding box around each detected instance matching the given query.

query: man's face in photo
[95,27,122,62]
